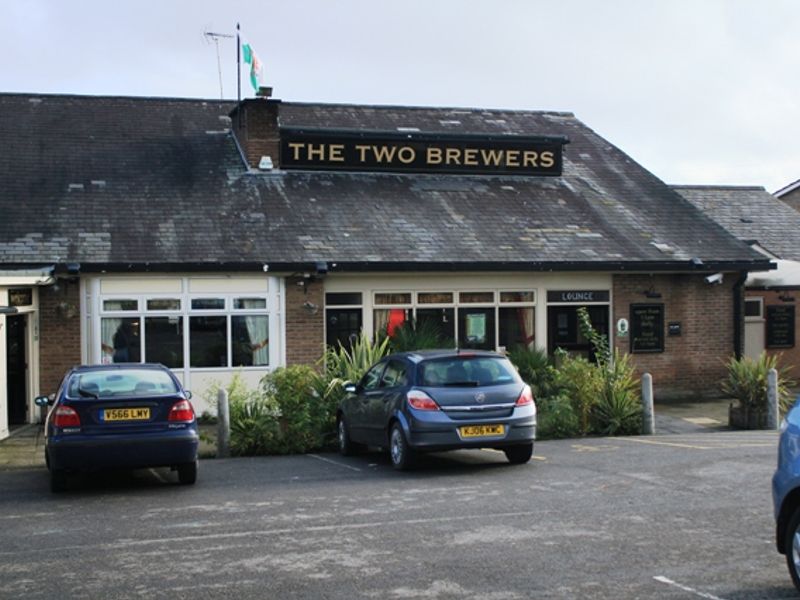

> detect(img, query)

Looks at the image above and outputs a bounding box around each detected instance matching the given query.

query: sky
[2,0,798,193]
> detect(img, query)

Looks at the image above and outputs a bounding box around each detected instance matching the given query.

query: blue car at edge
[36,363,199,492]
[337,349,537,470]
[773,395,800,590]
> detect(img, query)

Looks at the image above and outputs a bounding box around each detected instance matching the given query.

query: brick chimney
[230,98,281,170]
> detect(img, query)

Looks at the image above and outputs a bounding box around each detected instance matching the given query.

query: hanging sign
[280,128,567,176]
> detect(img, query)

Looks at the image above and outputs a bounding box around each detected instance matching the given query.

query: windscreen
[419,357,518,387]
[67,369,179,398]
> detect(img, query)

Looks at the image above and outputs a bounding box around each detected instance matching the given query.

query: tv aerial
[204,29,235,99]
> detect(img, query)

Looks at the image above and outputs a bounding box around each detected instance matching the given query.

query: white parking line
[654,575,728,599]
[307,454,362,472]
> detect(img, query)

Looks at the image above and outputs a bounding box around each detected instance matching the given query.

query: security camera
[704,273,723,285]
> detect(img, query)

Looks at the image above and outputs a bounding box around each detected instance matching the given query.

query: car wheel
[504,443,534,465]
[177,460,198,485]
[50,468,67,493]
[389,423,415,471]
[337,416,362,456]
[785,507,800,590]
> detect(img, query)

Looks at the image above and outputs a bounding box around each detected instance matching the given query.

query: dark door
[326,309,362,350]
[6,315,27,425]
[547,305,609,361]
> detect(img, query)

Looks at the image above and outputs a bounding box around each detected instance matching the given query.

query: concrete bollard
[642,372,655,435]
[767,368,779,430]
[217,388,230,458]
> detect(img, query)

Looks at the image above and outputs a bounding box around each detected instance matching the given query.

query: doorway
[6,314,28,425]
[547,305,609,361]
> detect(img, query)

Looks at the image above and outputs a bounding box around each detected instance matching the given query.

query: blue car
[337,349,536,470]
[773,395,800,589]
[36,363,199,492]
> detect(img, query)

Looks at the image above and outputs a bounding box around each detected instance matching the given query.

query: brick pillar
[284,277,325,368]
[39,279,82,394]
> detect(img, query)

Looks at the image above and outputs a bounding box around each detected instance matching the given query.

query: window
[232,315,269,366]
[361,362,385,391]
[190,316,227,367]
[98,287,270,369]
[745,298,763,319]
[371,289,535,351]
[101,317,141,363]
[103,299,137,311]
[380,361,408,388]
[147,298,181,311]
[145,317,183,368]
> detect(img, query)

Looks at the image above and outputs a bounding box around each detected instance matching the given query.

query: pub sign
[280,128,567,176]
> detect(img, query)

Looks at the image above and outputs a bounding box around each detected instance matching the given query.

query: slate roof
[674,185,800,262]
[0,93,769,273]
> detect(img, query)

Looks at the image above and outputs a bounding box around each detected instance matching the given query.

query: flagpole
[236,22,241,129]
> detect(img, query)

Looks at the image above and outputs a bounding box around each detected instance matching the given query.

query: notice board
[630,304,665,353]
[767,305,795,348]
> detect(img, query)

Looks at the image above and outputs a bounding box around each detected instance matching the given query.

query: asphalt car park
[0,430,794,599]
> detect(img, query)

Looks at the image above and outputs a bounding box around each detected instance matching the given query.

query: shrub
[507,345,559,399]
[259,365,332,454]
[536,393,580,439]
[594,350,642,435]
[552,350,602,435]
[229,394,281,456]
[386,319,454,353]
[322,332,391,386]
[722,352,795,418]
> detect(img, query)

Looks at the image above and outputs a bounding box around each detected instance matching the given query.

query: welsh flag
[242,42,264,93]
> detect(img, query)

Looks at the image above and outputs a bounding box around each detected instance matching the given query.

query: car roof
[386,349,506,364]
[70,363,171,374]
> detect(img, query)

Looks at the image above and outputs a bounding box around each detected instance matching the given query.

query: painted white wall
[84,274,283,416]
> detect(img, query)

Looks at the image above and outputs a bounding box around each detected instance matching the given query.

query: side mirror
[184,390,193,400]
[35,395,53,407]
[344,383,357,394]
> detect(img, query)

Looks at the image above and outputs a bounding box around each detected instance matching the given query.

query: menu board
[767,305,795,348]
[630,304,665,353]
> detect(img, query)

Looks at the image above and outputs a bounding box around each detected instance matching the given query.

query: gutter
[3,259,776,275]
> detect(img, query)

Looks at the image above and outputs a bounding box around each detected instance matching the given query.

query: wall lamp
[642,287,662,299]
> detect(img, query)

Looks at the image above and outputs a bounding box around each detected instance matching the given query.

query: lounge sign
[280,129,566,176]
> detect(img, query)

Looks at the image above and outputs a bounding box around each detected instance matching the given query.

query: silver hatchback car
[337,349,537,470]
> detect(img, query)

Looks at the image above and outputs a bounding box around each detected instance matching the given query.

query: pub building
[0,92,773,439]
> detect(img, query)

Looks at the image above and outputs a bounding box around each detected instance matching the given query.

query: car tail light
[168,400,195,422]
[53,406,81,428]
[407,390,440,411]
[516,385,534,407]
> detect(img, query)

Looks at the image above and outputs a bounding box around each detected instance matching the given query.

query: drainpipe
[733,271,748,359]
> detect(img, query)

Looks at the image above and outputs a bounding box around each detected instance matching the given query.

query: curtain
[519,307,535,349]
[241,300,268,366]
[100,318,122,364]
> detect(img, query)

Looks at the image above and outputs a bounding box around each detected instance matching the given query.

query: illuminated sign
[280,129,566,176]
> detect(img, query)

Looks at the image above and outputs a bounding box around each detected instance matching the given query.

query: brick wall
[612,273,741,400]
[285,277,325,368]
[748,289,800,378]
[39,279,82,395]
[231,100,281,169]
